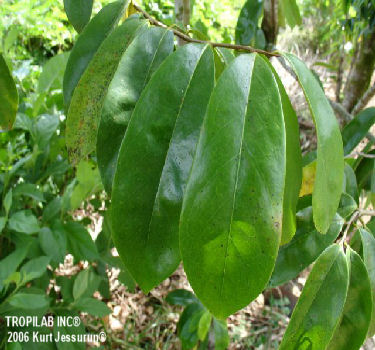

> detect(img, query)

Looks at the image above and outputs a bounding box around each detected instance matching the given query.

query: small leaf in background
[0,217,6,232]
[42,197,62,223]
[198,310,212,341]
[13,183,45,202]
[73,297,111,317]
[344,163,359,204]
[279,244,349,349]
[342,107,375,155]
[0,53,18,130]
[8,210,39,234]
[70,160,103,210]
[213,319,229,350]
[337,192,357,219]
[38,227,67,264]
[0,243,30,291]
[235,0,263,46]
[37,52,70,94]
[360,229,375,336]
[66,16,146,163]
[178,302,205,350]
[63,0,129,110]
[9,293,49,310]
[166,289,198,307]
[72,268,101,300]
[31,114,60,150]
[63,0,93,33]
[299,160,316,197]
[279,0,302,28]
[269,208,344,287]
[97,27,174,193]
[56,276,75,303]
[283,53,344,234]
[180,53,285,319]
[4,188,13,215]
[20,256,50,284]
[327,248,372,350]
[63,222,99,262]
[112,44,215,293]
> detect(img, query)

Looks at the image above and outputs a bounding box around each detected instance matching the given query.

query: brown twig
[132,2,279,57]
[352,82,375,115]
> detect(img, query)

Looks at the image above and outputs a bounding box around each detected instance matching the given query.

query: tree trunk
[175,0,190,45]
[343,29,375,112]
[261,0,279,49]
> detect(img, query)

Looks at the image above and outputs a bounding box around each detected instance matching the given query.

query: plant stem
[132,2,279,57]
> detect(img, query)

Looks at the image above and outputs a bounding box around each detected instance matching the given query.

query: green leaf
[97,27,174,193]
[38,227,67,264]
[73,297,111,317]
[0,243,30,290]
[0,217,6,233]
[267,60,302,244]
[178,302,205,350]
[8,210,40,234]
[37,52,70,93]
[360,229,375,336]
[112,44,215,292]
[63,0,129,110]
[279,244,349,349]
[31,114,60,149]
[327,248,372,350]
[269,208,344,287]
[180,53,285,319]
[72,268,101,300]
[283,53,344,234]
[342,107,375,155]
[70,161,103,210]
[20,256,50,284]
[213,319,229,350]
[213,47,234,81]
[64,0,93,33]
[235,0,263,46]
[0,53,18,130]
[4,188,13,215]
[9,293,49,310]
[198,311,212,341]
[166,289,198,306]
[13,183,45,202]
[344,163,359,204]
[42,197,62,222]
[280,0,302,28]
[63,222,99,262]
[56,276,74,303]
[355,150,375,190]
[337,192,357,219]
[66,16,146,164]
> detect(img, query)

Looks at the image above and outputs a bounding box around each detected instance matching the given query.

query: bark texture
[261,0,279,49]
[343,29,375,112]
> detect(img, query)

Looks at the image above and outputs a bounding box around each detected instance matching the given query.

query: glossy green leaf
[283,53,344,234]
[97,27,174,193]
[20,256,50,284]
[9,293,49,310]
[344,163,359,204]
[0,53,18,130]
[327,248,372,350]
[63,0,128,110]
[269,207,344,287]
[267,60,302,244]
[37,52,70,93]
[72,268,101,300]
[166,289,198,306]
[31,114,60,150]
[112,44,215,292]
[38,227,67,264]
[360,229,375,336]
[342,107,375,155]
[337,192,357,219]
[213,319,229,350]
[64,0,93,33]
[66,16,146,164]
[235,0,263,46]
[213,47,234,81]
[279,244,349,350]
[73,297,111,317]
[8,210,40,234]
[180,54,286,319]
[280,0,302,28]
[198,310,212,341]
